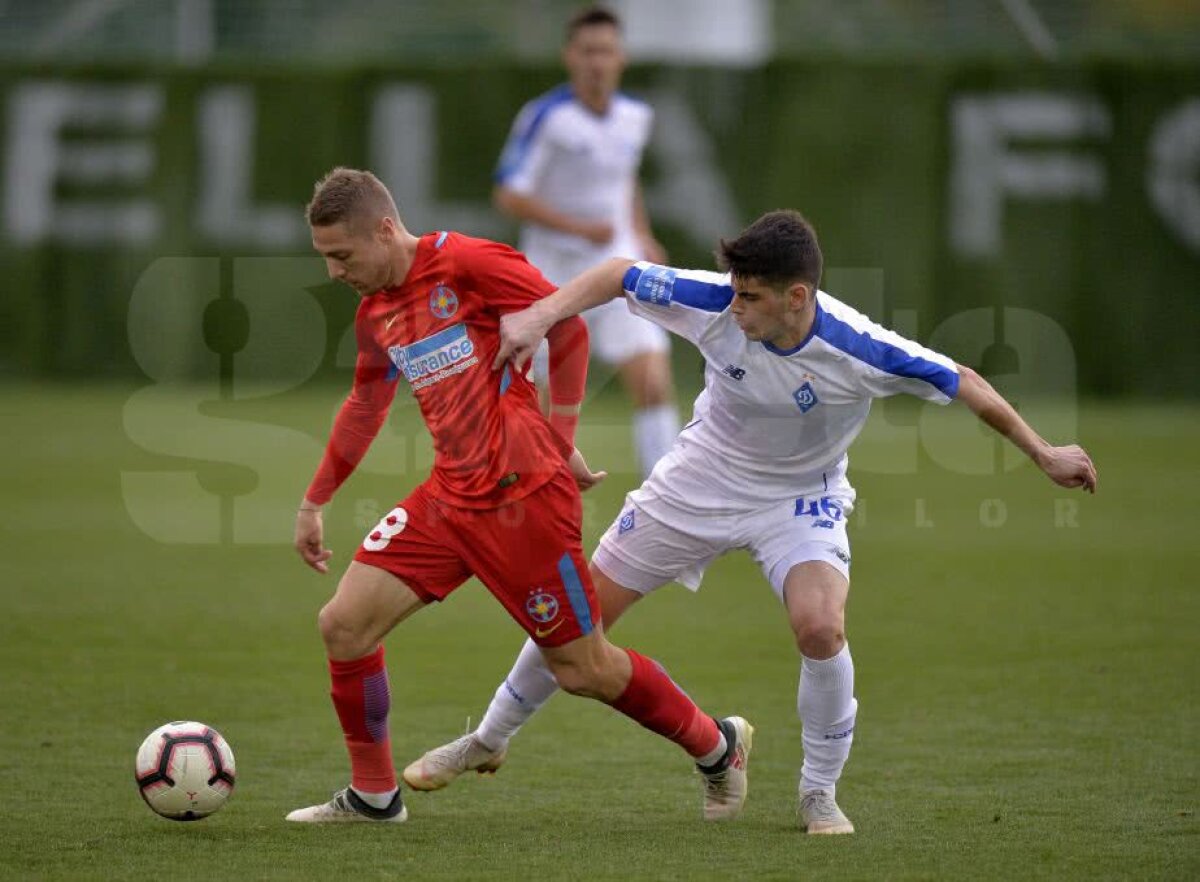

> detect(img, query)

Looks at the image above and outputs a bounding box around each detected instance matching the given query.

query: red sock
[610,649,721,758]
[328,646,397,793]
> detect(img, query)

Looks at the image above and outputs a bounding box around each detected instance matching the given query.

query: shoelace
[701,767,732,800]
[428,735,475,767]
[800,791,840,821]
[320,789,354,814]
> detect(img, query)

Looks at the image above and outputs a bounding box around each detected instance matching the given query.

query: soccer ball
[135,721,236,821]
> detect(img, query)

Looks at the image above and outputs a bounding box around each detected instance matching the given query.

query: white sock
[695,731,729,768]
[633,404,679,478]
[351,787,397,809]
[798,642,857,794]
[474,638,560,751]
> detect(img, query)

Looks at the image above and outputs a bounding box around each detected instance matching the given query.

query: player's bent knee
[621,353,674,409]
[547,664,595,698]
[794,618,845,660]
[317,603,372,659]
[638,384,672,409]
[545,657,608,699]
[635,373,672,408]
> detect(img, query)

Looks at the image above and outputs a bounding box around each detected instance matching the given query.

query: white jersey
[621,262,961,514]
[495,85,653,285]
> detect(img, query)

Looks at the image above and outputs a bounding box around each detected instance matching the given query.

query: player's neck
[573,84,613,115]
[384,232,423,290]
[767,301,818,352]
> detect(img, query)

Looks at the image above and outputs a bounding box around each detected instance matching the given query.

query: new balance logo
[502,679,526,705]
[722,364,746,381]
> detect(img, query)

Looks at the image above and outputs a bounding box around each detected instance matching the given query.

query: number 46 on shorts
[795,496,845,530]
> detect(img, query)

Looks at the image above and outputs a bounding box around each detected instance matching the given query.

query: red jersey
[306,231,584,509]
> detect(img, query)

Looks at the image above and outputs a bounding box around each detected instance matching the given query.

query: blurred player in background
[286,167,751,825]
[405,210,1098,834]
[493,5,679,478]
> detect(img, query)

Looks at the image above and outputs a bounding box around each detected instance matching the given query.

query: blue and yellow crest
[525,590,559,624]
[429,285,459,320]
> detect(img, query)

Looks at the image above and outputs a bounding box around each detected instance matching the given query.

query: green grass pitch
[0,383,1196,880]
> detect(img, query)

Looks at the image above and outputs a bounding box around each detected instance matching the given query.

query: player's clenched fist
[494,306,553,373]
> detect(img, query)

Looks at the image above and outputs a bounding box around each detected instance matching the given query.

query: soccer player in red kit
[286,168,751,824]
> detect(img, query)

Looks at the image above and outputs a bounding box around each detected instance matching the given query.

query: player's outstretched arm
[294,354,399,573]
[955,365,1098,493]
[493,256,636,372]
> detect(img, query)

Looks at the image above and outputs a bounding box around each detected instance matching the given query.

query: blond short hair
[305,167,399,230]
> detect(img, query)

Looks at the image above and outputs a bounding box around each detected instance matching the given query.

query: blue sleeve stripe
[557,552,594,636]
[817,312,960,398]
[494,85,572,183]
[672,277,734,312]
[498,363,512,396]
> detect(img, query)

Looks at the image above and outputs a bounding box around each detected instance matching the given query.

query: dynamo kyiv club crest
[618,510,636,535]
[793,381,819,413]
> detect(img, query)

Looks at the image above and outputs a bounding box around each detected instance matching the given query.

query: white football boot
[697,716,754,821]
[285,787,407,823]
[402,734,507,792]
[799,788,854,834]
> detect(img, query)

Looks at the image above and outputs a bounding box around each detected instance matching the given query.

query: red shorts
[353,466,599,647]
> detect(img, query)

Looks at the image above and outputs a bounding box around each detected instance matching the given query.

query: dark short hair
[305,167,398,229]
[717,210,823,290]
[566,5,621,41]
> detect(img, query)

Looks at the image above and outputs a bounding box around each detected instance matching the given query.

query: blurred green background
[1,59,1199,395]
[1,2,1197,879]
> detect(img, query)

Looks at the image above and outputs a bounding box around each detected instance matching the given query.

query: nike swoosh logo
[384,314,400,330]
[534,620,565,639]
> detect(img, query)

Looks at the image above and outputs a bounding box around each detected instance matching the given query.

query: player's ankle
[695,718,731,769]
[473,731,508,753]
[351,786,399,810]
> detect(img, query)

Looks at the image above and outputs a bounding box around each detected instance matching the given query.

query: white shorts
[581,298,670,365]
[593,489,854,603]
[533,299,670,379]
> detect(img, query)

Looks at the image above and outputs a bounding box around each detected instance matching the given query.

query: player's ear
[787,281,812,310]
[376,215,396,243]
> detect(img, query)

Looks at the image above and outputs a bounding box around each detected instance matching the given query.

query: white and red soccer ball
[135,721,236,820]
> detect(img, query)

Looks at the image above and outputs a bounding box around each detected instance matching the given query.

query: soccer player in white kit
[403,211,1098,832]
[493,5,679,478]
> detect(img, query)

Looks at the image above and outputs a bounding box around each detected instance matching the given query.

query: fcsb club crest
[525,590,559,624]
[793,381,819,413]
[429,285,459,319]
